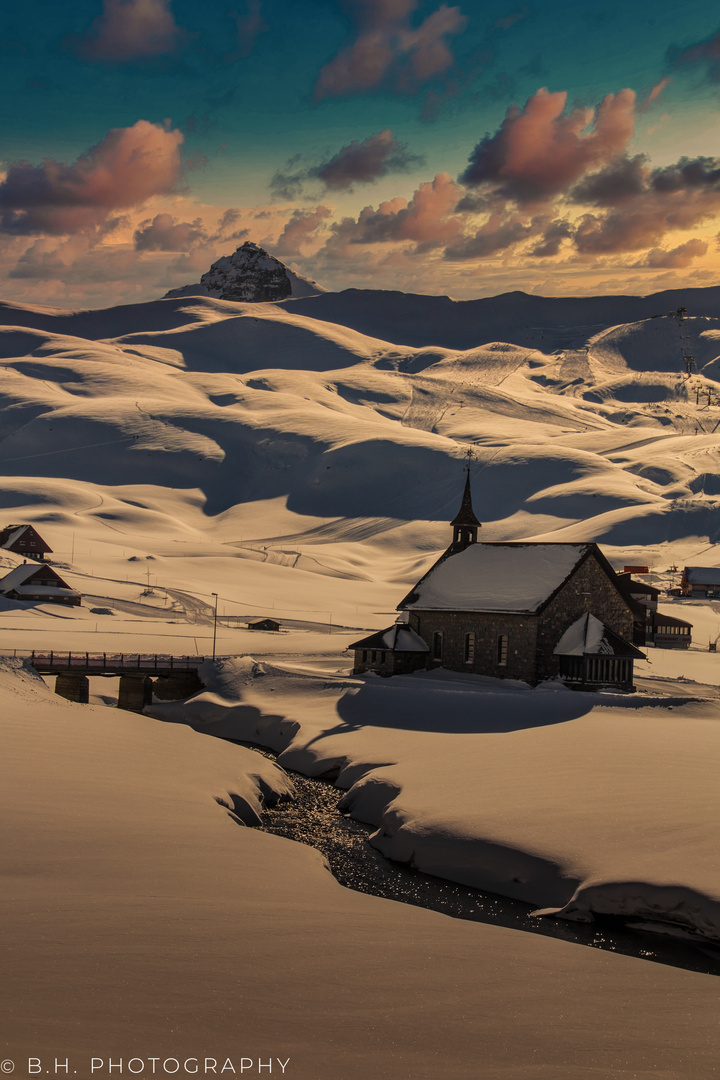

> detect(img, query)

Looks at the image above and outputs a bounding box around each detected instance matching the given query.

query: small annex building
[351,472,644,690]
[351,622,429,676]
[681,567,720,598]
[0,524,52,562]
[248,618,281,632]
[0,564,81,607]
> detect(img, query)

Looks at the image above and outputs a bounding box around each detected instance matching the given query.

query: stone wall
[536,552,634,680]
[408,610,539,683]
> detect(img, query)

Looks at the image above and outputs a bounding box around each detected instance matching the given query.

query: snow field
[3,658,720,1080]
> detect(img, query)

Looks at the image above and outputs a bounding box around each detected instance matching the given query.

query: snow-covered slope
[2,290,720,569]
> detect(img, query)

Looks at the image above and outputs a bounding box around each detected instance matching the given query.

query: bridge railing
[24,651,205,672]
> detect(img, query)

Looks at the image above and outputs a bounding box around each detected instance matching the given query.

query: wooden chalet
[0,564,81,607]
[351,472,644,690]
[0,524,52,561]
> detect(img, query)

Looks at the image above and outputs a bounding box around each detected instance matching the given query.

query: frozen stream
[231,739,720,978]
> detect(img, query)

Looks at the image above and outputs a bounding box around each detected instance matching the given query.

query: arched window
[432,632,443,661]
[497,634,508,667]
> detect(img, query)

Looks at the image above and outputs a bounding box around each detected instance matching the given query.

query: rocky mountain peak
[164,241,326,302]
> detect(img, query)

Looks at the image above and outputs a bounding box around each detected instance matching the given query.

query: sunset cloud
[643,238,708,268]
[0,121,184,235]
[326,172,464,251]
[460,87,636,203]
[570,155,720,254]
[314,0,467,100]
[274,207,332,255]
[134,213,207,251]
[74,0,183,63]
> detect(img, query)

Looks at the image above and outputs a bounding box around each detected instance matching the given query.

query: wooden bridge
[28,650,205,674]
[24,651,206,711]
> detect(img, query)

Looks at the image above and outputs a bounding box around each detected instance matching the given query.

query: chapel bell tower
[449,462,481,553]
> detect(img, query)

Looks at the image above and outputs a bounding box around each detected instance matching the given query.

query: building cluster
[351,474,704,691]
[0,525,80,606]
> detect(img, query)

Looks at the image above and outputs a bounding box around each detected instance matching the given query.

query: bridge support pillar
[118,674,153,713]
[55,673,89,704]
[152,672,203,700]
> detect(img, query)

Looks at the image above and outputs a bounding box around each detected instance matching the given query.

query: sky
[2,0,720,307]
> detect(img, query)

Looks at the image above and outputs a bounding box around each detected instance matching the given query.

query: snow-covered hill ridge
[2,289,720,609]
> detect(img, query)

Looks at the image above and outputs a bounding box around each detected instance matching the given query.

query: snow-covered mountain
[3,281,720,639]
[164,241,326,301]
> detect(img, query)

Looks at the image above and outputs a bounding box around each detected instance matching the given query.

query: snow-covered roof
[399,543,593,613]
[684,566,720,585]
[554,612,645,659]
[351,624,429,652]
[13,584,81,598]
[0,525,27,549]
[0,564,73,593]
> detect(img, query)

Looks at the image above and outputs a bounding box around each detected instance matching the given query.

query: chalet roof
[683,566,720,585]
[616,573,661,599]
[398,542,604,614]
[554,613,646,660]
[350,624,429,652]
[0,524,52,552]
[450,473,481,528]
[0,564,74,594]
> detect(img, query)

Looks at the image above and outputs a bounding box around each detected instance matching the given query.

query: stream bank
[231,740,720,978]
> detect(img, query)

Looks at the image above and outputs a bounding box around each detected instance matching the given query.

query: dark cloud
[313,0,467,100]
[270,156,306,202]
[568,155,720,254]
[668,28,720,83]
[233,1,268,58]
[315,130,423,189]
[270,130,423,199]
[0,121,184,235]
[444,214,536,259]
[460,87,636,204]
[71,0,184,63]
[530,218,573,257]
[570,154,648,206]
[493,6,530,31]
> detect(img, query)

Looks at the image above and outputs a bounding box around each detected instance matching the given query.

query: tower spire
[449,452,481,552]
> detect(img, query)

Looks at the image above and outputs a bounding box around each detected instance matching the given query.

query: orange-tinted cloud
[643,238,708,268]
[460,87,636,203]
[327,172,464,250]
[642,77,670,108]
[74,0,183,63]
[274,207,332,254]
[571,156,720,254]
[0,120,184,235]
[314,0,466,100]
[134,212,207,251]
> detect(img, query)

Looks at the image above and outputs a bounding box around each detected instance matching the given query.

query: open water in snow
[232,741,720,978]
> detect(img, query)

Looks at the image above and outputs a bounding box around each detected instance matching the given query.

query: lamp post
[211,592,219,661]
